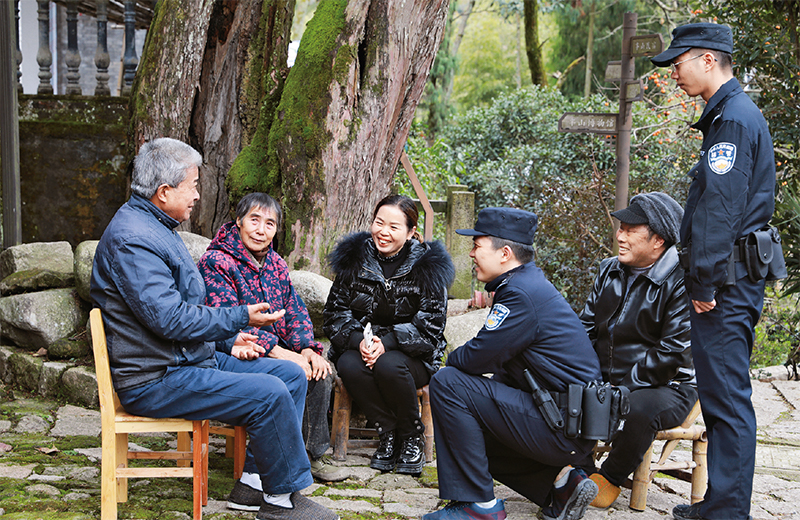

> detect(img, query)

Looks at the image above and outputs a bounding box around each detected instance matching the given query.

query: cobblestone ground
[1,378,799,519]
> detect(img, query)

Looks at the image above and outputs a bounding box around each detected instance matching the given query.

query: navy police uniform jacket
[682,78,775,302]
[447,261,601,393]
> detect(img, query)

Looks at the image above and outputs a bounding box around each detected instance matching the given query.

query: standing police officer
[423,208,601,520]
[651,23,777,520]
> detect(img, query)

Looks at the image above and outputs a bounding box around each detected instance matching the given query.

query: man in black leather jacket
[578,192,697,508]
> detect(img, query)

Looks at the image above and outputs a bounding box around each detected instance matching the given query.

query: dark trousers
[691,278,764,519]
[430,367,596,506]
[303,376,332,460]
[118,352,312,494]
[336,349,430,438]
[578,383,698,487]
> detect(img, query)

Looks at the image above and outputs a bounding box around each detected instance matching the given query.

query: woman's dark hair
[235,192,283,229]
[373,194,422,241]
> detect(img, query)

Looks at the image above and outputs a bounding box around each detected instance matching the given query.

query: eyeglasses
[671,53,717,73]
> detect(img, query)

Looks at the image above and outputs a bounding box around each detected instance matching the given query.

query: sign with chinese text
[605,61,621,82]
[558,113,618,134]
[630,34,663,57]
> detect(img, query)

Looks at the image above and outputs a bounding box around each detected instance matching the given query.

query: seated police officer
[424,208,602,520]
[578,192,697,508]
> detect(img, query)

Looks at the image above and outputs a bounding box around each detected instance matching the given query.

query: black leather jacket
[323,232,455,375]
[579,246,695,391]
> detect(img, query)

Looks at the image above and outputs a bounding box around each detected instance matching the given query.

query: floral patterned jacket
[197,221,321,356]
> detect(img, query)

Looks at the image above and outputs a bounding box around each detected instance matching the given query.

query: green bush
[437,85,692,308]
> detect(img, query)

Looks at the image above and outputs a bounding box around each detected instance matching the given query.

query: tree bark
[130,0,449,273]
[583,0,595,98]
[523,0,546,86]
[267,0,451,272]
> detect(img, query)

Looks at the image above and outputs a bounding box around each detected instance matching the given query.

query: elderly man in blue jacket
[90,138,337,520]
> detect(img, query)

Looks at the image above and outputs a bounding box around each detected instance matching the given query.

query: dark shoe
[370,430,398,472]
[422,499,506,519]
[395,434,425,475]
[541,467,598,520]
[256,491,339,520]
[673,503,706,520]
[227,479,262,511]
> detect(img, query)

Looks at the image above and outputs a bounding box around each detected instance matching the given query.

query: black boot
[395,434,424,476]
[370,430,398,472]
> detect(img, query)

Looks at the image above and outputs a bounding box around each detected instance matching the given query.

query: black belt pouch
[565,384,583,439]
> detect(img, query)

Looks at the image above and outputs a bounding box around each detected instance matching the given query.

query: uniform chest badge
[485,304,510,330]
[707,142,736,175]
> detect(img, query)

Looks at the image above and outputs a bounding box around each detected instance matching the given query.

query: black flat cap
[456,207,538,245]
[610,200,649,226]
[651,23,733,67]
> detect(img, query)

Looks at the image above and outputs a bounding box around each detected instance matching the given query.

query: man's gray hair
[131,137,202,199]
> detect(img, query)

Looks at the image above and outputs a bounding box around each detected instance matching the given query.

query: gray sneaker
[310,455,349,482]
[227,480,262,511]
[256,491,339,520]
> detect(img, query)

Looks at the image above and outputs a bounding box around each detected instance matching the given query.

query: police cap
[651,23,733,67]
[456,207,537,245]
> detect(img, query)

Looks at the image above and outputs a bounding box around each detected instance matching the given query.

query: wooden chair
[330,376,434,462]
[208,423,247,479]
[90,308,209,520]
[629,400,707,511]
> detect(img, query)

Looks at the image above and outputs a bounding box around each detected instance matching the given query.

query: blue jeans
[117,351,312,494]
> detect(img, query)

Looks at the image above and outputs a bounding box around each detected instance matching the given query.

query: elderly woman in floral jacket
[197,193,347,507]
[324,194,455,476]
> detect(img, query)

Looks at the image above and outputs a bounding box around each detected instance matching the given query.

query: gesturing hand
[247,302,286,327]
[231,332,266,360]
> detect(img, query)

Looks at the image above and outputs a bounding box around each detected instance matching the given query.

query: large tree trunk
[131,0,448,273]
[130,0,293,235]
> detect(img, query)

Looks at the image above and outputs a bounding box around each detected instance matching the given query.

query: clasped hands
[360,336,385,369]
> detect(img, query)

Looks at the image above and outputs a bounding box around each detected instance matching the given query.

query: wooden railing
[11,0,154,96]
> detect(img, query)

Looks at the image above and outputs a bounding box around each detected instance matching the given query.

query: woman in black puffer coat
[323,195,455,476]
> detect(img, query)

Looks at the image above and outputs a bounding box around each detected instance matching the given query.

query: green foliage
[547,0,655,98]
[437,85,691,308]
[753,287,800,369]
[451,7,530,110]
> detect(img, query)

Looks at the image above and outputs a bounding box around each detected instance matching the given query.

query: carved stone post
[94,0,110,95]
[14,0,21,93]
[64,0,81,95]
[36,0,53,95]
[121,0,138,96]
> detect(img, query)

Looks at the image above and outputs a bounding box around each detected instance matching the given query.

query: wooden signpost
[558,12,662,251]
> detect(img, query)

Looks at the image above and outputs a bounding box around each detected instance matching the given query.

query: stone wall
[18,95,130,248]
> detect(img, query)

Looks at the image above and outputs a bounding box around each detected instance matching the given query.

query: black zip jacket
[579,247,696,391]
[323,232,455,375]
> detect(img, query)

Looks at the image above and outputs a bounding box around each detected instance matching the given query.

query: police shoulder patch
[707,142,737,175]
[485,304,510,331]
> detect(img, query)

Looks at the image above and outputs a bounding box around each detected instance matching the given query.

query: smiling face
[237,206,278,261]
[616,222,665,268]
[159,165,199,223]
[469,236,509,283]
[370,204,415,257]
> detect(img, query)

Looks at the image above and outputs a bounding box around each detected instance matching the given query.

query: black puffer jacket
[579,246,696,391]
[323,232,455,375]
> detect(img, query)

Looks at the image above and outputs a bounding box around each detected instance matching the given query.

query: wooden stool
[330,376,434,462]
[208,423,247,479]
[91,309,208,520]
[630,400,707,511]
[594,400,707,511]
